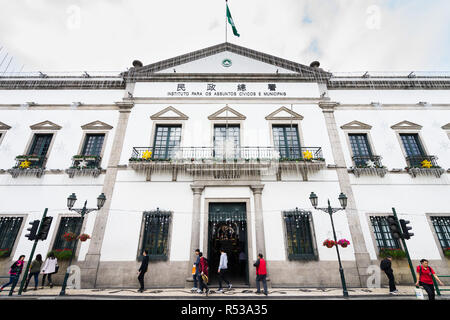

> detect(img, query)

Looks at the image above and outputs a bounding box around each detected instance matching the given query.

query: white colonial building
[0,43,449,288]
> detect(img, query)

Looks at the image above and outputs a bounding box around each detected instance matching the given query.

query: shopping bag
[191,265,196,275]
[414,287,425,300]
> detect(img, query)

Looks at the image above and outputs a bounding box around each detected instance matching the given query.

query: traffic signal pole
[15,208,48,296]
[392,207,417,285]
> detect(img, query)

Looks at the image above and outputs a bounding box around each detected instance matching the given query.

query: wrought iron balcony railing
[14,154,47,169]
[405,155,440,168]
[129,146,324,162]
[352,155,384,168]
[70,155,102,169]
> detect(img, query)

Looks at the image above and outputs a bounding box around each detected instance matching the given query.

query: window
[431,216,450,251]
[141,210,171,260]
[152,125,181,159]
[214,124,240,158]
[349,134,372,167]
[283,210,316,260]
[272,125,301,159]
[82,134,105,156]
[370,216,401,249]
[52,217,83,251]
[400,133,425,167]
[28,133,53,167]
[0,217,23,257]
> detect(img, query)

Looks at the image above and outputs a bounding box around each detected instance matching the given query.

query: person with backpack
[137,250,149,293]
[0,255,25,292]
[253,253,268,296]
[197,252,210,295]
[41,252,58,288]
[380,255,398,294]
[415,259,444,300]
[23,254,43,292]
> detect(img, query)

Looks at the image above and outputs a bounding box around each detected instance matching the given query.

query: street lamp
[59,192,106,296]
[309,192,349,298]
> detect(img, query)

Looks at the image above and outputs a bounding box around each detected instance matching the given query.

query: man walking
[137,250,149,293]
[415,259,444,300]
[254,253,268,296]
[217,248,232,293]
[380,255,398,294]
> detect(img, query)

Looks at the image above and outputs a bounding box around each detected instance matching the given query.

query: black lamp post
[59,192,106,296]
[309,192,349,298]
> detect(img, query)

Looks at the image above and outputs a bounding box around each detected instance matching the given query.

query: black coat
[380,258,392,273]
[139,255,149,273]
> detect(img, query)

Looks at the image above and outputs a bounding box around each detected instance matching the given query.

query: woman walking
[415,259,444,300]
[23,254,43,292]
[198,252,210,296]
[0,255,25,292]
[41,252,58,289]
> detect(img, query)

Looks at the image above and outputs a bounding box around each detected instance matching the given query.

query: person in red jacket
[415,259,444,300]
[253,253,268,296]
[198,252,210,295]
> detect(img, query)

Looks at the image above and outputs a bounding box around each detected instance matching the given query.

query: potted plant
[77,234,91,242]
[337,239,350,248]
[0,249,10,258]
[323,239,336,248]
[49,249,73,261]
[379,248,406,259]
[63,232,78,242]
[444,248,450,258]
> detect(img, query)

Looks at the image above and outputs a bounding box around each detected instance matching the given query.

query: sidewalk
[1,285,449,299]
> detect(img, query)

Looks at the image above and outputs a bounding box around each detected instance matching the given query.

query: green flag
[226,3,240,37]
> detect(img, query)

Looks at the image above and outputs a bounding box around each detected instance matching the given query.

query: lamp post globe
[309,192,318,208]
[97,193,106,210]
[338,193,347,209]
[67,193,77,209]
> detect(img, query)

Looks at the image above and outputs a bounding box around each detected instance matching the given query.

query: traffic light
[399,219,414,240]
[25,220,40,241]
[36,216,53,241]
[387,216,401,239]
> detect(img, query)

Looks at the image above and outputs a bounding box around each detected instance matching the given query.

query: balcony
[8,155,46,178]
[351,155,387,178]
[405,155,445,178]
[65,155,103,178]
[128,146,325,180]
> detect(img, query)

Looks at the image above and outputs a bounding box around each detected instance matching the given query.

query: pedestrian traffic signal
[36,216,53,241]
[387,216,401,239]
[25,220,40,241]
[399,219,414,240]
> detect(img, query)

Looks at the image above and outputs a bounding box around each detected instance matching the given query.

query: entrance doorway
[207,202,249,286]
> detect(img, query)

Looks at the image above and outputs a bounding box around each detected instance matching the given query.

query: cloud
[0,0,448,72]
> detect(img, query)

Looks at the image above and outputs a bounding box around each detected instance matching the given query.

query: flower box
[379,248,406,259]
[0,249,10,258]
[323,239,336,248]
[48,249,73,261]
[444,248,450,258]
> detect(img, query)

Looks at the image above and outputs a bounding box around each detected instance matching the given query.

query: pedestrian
[217,248,232,293]
[254,253,268,296]
[137,250,149,293]
[197,252,210,296]
[23,254,43,292]
[41,252,58,289]
[239,250,247,277]
[0,255,25,292]
[380,255,398,294]
[192,249,200,293]
[415,259,444,300]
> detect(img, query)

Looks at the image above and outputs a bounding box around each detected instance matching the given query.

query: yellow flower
[19,160,31,168]
[303,150,313,160]
[142,150,152,160]
[421,159,432,168]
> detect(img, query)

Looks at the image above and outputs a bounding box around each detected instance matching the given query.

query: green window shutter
[82,134,105,156]
[272,125,301,159]
[431,217,450,250]
[283,209,316,260]
[142,210,171,260]
[153,125,181,160]
[0,217,23,257]
[370,216,401,249]
[53,217,83,251]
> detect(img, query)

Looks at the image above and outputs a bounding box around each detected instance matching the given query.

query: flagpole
[225,0,228,43]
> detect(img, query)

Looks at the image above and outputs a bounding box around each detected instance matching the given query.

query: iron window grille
[283,209,317,260]
[52,217,83,251]
[141,210,171,260]
[0,217,23,257]
[370,216,401,250]
[431,216,450,252]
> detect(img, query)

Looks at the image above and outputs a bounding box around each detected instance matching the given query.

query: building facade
[0,43,449,288]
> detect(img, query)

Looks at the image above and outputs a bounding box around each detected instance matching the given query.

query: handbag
[414,287,425,300]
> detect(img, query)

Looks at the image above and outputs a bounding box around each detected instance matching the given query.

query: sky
[0,0,449,73]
